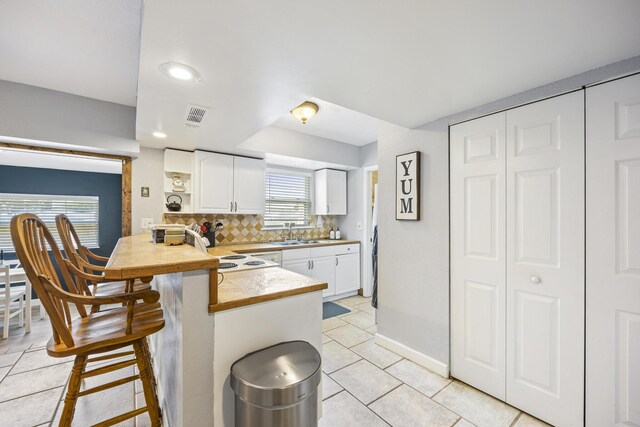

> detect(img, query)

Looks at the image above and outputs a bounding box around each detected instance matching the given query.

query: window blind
[264,171,312,227]
[0,193,100,251]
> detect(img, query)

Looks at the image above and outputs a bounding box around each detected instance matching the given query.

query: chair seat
[93,280,151,297]
[0,285,26,302]
[47,303,165,357]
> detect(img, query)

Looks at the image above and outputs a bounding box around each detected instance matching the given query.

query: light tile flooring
[0,296,551,426]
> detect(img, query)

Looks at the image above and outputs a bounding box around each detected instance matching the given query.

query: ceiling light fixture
[152,131,167,139]
[291,101,319,124]
[159,61,202,82]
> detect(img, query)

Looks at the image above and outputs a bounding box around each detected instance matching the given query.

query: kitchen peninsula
[105,234,327,427]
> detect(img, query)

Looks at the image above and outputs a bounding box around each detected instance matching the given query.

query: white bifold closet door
[451,112,507,400]
[505,91,584,426]
[586,73,640,427]
[451,91,584,427]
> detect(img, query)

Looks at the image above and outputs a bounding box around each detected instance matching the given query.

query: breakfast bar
[104,234,327,427]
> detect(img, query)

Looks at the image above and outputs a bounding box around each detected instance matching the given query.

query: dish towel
[371,224,378,309]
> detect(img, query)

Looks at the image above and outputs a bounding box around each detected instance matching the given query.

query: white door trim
[362,164,378,298]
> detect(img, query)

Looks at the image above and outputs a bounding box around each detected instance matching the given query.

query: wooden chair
[55,214,151,312]
[11,213,165,427]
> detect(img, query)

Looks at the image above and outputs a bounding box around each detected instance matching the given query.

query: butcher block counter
[106,233,325,427]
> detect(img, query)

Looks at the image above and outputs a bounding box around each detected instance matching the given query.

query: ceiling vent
[184,104,209,128]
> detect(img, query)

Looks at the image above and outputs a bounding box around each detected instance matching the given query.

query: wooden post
[121,158,132,237]
[208,268,219,310]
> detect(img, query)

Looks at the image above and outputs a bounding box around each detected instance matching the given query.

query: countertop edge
[208,282,327,313]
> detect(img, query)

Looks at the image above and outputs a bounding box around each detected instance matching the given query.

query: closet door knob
[530,275,542,284]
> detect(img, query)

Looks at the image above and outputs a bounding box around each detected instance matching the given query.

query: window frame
[0,193,100,252]
[263,168,314,230]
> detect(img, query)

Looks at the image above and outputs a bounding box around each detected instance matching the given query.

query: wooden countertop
[104,234,220,281]
[209,267,327,313]
[207,239,360,256]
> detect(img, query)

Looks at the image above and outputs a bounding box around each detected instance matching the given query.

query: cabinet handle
[336,257,339,266]
[235,201,238,212]
[230,201,233,212]
[308,260,311,270]
[327,205,330,213]
[311,260,314,269]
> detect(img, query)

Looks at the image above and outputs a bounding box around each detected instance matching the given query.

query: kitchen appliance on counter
[216,254,278,272]
[151,224,185,244]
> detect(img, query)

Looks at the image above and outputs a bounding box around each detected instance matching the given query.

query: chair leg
[134,340,161,426]
[19,296,24,327]
[3,299,9,339]
[59,355,87,427]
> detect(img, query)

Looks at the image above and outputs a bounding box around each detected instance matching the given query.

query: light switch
[141,218,154,230]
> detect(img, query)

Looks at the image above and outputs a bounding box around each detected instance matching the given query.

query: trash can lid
[230,341,322,407]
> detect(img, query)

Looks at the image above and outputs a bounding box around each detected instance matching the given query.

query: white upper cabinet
[164,149,193,174]
[233,156,265,214]
[194,151,234,213]
[315,169,347,215]
[193,150,265,214]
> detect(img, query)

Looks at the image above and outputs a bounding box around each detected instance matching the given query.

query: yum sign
[396,151,420,220]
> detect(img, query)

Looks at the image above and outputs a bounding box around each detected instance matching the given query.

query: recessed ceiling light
[159,62,202,82]
[291,101,319,124]
[153,131,167,139]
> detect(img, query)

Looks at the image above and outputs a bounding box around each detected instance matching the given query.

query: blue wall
[0,165,122,258]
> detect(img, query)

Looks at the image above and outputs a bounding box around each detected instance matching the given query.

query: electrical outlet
[141,218,154,230]
[356,222,363,230]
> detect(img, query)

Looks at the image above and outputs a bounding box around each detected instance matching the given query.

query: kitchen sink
[270,240,320,246]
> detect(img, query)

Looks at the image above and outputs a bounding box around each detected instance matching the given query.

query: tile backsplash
[163,213,337,245]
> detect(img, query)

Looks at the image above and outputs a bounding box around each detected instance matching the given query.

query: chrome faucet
[287,222,295,241]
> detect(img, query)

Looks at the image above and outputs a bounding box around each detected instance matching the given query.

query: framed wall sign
[396,151,420,220]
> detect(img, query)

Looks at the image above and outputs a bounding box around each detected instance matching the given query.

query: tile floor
[0,296,551,426]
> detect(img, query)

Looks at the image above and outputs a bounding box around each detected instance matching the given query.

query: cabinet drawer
[281,248,311,261]
[335,244,360,255]
[310,246,336,258]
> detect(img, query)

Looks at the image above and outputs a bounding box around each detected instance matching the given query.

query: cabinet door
[194,151,234,213]
[309,256,335,297]
[335,253,359,295]
[450,112,507,400]
[505,91,584,427]
[314,169,328,215]
[326,170,347,215]
[234,157,265,214]
[586,74,640,427]
[282,259,310,277]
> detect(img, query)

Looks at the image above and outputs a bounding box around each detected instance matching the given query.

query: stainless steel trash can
[230,341,322,427]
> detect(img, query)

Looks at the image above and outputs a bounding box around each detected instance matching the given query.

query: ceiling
[272,98,378,146]
[0,0,142,106]
[0,1,639,156]
[135,0,640,153]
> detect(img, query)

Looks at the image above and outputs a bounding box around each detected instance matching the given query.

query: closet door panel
[506,91,584,427]
[450,112,506,400]
[586,73,640,427]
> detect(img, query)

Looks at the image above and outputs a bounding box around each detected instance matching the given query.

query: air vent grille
[184,104,209,127]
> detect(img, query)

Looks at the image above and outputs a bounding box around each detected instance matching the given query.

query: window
[264,170,312,228]
[0,193,100,251]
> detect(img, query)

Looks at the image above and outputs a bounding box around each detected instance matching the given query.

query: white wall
[376,55,640,366]
[132,147,164,234]
[0,80,139,156]
[241,126,361,168]
[360,141,378,167]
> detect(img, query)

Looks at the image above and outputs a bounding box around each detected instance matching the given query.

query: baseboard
[375,333,449,378]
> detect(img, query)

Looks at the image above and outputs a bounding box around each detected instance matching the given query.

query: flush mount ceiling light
[291,101,319,124]
[159,61,202,82]
[152,131,167,139]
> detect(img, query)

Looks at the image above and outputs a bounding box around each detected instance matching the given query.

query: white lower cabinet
[335,253,359,294]
[281,244,360,298]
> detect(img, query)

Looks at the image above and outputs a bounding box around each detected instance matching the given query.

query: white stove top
[215,254,277,272]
